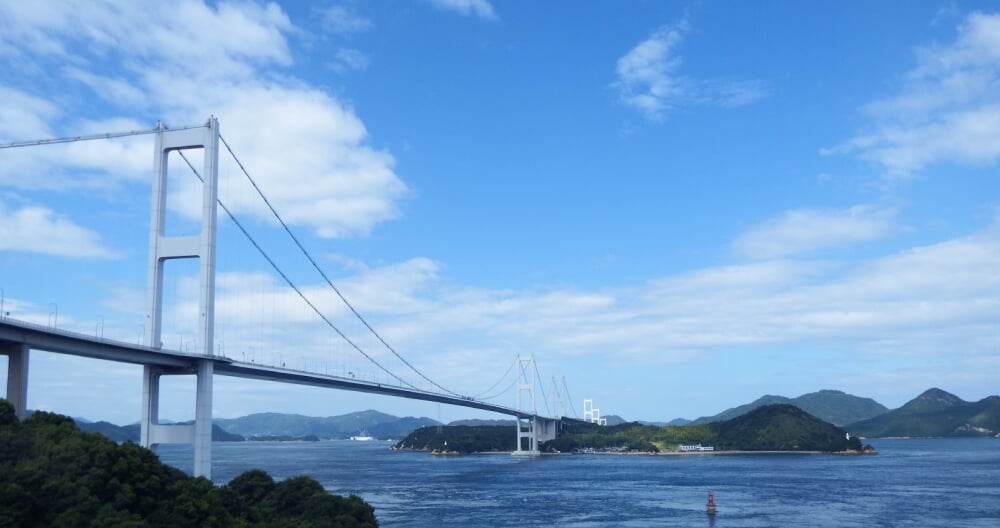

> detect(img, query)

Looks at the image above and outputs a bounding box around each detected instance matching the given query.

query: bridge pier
[140,360,214,477]
[2,342,29,420]
[515,416,538,455]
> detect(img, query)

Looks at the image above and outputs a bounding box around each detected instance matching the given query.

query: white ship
[350,429,374,441]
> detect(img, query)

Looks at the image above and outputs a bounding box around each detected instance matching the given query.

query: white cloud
[330,48,369,73]
[826,12,1000,178]
[206,85,407,238]
[0,86,58,140]
[613,23,766,120]
[320,5,373,34]
[291,213,998,389]
[614,25,686,120]
[425,0,498,21]
[0,0,406,239]
[0,201,120,258]
[732,205,897,260]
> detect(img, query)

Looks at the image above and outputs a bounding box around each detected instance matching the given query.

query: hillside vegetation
[394,425,515,453]
[395,404,864,454]
[548,404,862,453]
[690,390,888,426]
[0,400,377,527]
[847,388,1000,438]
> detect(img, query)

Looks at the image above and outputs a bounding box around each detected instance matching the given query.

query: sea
[157,437,1000,527]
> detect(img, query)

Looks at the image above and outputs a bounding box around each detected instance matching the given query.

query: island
[395,404,873,455]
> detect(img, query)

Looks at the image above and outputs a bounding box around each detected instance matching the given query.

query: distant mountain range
[686,389,889,426]
[846,388,1000,438]
[74,410,440,442]
[75,421,244,443]
[70,388,999,445]
[215,410,439,439]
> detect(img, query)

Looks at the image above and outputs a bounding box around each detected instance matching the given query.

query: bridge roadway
[0,317,545,420]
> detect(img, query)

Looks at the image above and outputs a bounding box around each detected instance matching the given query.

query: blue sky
[1,0,998,425]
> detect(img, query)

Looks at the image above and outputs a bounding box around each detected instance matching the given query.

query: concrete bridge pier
[515,416,538,455]
[514,416,559,455]
[2,342,29,420]
[141,360,214,477]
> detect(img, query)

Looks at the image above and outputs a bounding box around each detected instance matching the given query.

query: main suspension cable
[0,123,204,149]
[218,134,460,397]
[473,354,518,398]
[177,151,419,390]
[533,358,552,417]
[477,379,517,401]
[561,377,579,418]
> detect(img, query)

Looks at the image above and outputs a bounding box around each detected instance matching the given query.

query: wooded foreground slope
[0,399,377,528]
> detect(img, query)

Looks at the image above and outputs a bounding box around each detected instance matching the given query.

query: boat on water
[350,429,375,441]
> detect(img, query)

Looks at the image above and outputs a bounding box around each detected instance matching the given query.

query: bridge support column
[140,361,214,478]
[2,342,29,420]
[193,359,213,477]
[513,355,541,456]
[515,416,538,455]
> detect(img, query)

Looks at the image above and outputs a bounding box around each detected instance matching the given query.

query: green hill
[708,404,862,451]
[846,388,1000,438]
[0,399,377,527]
[545,404,862,453]
[395,404,865,454]
[394,425,514,453]
[689,389,888,426]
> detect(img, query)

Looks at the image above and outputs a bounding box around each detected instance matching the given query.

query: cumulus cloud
[0,0,406,239]
[613,23,766,120]
[425,0,498,21]
[732,205,897,260]
[0,201,120,258]
[825,12,1000,178]
[234,213,996,381]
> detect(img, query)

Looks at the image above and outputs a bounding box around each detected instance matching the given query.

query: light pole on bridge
[48,302,58,328]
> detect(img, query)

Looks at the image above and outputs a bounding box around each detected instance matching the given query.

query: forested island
[0,399,377,527]
[395,404,869,455]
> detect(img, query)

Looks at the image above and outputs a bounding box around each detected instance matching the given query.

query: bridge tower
[514,354,540,455]
[140,118,219,478]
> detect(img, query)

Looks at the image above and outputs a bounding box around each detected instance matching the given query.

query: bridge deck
[0,318,547,420]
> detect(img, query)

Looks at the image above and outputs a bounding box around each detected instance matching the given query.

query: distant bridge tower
[514,355,540,455]
[140,118,219,478]
[549,376,572,419]
[583,398,606,426]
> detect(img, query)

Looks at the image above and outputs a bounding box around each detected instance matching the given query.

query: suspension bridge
[0,118,580,478]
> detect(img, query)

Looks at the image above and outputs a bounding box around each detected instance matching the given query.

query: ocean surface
[157,437,1000,527]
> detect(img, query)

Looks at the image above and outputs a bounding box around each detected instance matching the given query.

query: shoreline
[394,447,876,456]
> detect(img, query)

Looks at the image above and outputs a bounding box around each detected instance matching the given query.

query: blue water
[158,438,1000,527]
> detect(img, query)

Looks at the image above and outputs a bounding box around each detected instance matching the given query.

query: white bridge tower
[514,354,540,455]
[140,118,219,478]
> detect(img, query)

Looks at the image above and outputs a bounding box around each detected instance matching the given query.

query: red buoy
[706,491,717,515]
